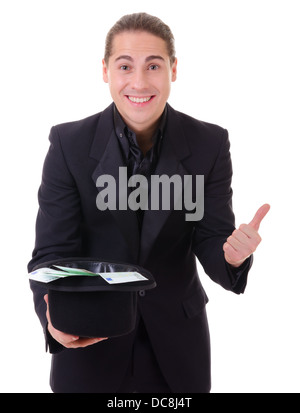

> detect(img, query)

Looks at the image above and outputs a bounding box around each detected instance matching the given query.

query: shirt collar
[113,103,167,158]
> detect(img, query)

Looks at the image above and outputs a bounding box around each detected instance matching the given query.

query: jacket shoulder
[52,111,102,140]
[167,106,229,161]
[170,106,227,138]
[48,104,114,157]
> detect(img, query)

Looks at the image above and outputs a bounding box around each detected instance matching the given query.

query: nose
[131,68,149,91]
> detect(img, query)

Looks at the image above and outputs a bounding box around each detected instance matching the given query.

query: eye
[120,65,130,71]
[148,64,159,71]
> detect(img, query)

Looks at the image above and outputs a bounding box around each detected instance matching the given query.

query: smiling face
[102,31,177,135]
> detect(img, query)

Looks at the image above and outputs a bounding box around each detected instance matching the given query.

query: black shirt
[113,104,167,228]
[113,104,167,179]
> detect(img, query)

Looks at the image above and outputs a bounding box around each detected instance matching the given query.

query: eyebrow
[114,55,165,63]
[145,55,165,62]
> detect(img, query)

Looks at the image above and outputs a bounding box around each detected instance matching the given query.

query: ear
[171,58,178,82]
[102,59,109,83]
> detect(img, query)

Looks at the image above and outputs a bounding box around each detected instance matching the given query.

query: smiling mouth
[126,96,154,103]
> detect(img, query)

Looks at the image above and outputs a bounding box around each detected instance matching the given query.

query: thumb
[44,294,48,304]
[248,203,270,231]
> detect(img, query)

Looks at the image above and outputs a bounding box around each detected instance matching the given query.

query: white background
[0,0,299,393]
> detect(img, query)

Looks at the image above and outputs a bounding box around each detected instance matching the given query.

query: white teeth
[128,96,151,103]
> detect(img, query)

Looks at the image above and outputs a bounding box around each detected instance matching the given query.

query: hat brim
[31,257,156,337]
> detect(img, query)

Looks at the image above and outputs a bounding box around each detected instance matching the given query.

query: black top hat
[30,257,156,338]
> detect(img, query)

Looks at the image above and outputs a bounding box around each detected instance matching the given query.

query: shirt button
[138,290,146,297]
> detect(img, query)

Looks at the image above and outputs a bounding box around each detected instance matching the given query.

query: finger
[44,294,50,323]
[68,337,108,349]
[231,228,250,244]
[226,234,240,251]
[49,326,79,346]
[223,241,235,254]
[223,242,247,267]
[44,294,54,331]
[233,228,260,252]
[239,224,262,244]
[226,235,252,257]
[248,203,270,231]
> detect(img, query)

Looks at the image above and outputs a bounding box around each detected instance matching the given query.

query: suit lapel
[89,103,191,265]
[90,104,140,261]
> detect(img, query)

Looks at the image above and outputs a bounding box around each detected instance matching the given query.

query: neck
[134,122,159,155]
[114,104,165,155]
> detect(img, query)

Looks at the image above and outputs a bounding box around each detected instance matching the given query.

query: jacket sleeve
[28,126,83,353]
[192,129,252,294]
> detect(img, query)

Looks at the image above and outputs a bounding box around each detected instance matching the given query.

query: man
[28,13,270,393]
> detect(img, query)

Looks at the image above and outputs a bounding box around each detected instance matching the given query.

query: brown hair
[104,12,176,64]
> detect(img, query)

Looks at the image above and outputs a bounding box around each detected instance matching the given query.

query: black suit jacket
[28,103,252,393]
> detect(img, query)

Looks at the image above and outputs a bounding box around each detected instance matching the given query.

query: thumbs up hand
[223,204,270,268]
